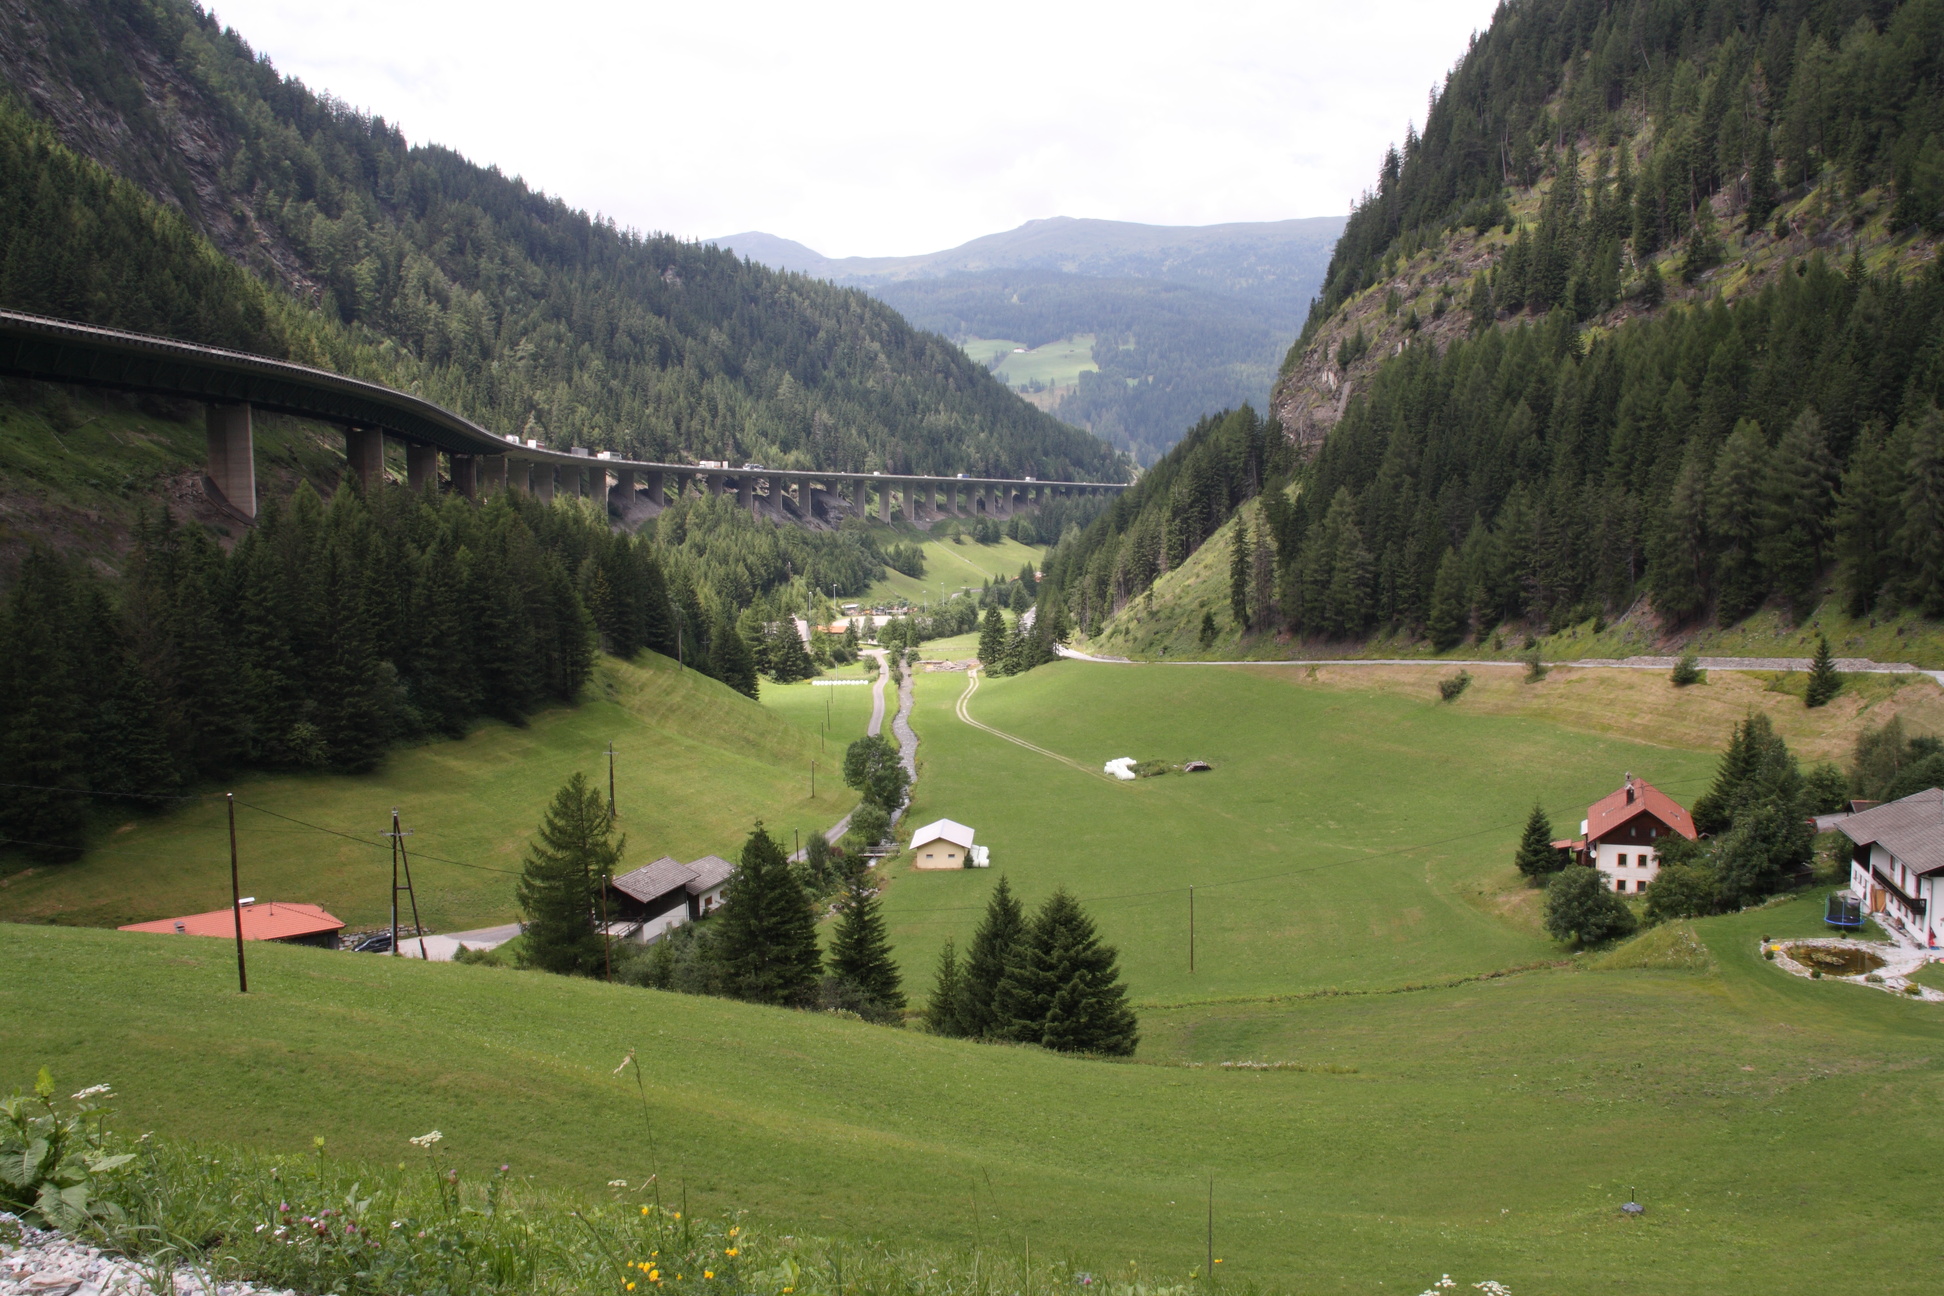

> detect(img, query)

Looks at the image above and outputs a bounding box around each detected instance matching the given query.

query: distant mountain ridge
[716,216,1346,464]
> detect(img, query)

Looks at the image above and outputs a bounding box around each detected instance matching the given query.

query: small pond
[1784,943,1887,976]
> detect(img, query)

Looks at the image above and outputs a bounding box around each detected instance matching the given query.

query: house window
[1615,878,1626,893]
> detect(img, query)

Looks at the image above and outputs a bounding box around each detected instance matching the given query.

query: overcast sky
[206,0,1501,258]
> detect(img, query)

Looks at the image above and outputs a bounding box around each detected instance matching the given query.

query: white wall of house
[1853,843,1938,943]
[636,907,691,943]
[1591,839,1664,894]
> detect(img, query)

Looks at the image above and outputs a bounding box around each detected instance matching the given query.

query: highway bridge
[0,310,1126,523]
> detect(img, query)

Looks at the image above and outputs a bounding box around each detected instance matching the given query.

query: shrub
[1524,649,1548,682]
[1438,670,1472,701]
[1670,652,1704,686]
[1543,867,1638,947]
[1644,863,1722,922]
[0,1070,134,1230]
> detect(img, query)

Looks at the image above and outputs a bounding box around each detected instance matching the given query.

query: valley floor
[10,652,1944,1293]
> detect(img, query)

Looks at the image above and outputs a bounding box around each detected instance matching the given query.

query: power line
[232,801,522,876]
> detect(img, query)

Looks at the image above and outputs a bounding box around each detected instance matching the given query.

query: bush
[1438,670,1472,702]
[1670,652,1704,686]
[845,801,891,854]
[1524,649,1548,682]
[1,1070,134,1230]
[1644,863,1722,922]
[1543,867,1639,947]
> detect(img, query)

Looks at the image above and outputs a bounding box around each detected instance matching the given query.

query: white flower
[71,1085,113,1101]
[609,1180,630,1188]
[408,1130,443,1148]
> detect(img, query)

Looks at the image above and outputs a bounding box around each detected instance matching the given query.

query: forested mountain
[1037,0,1944,656]
[0,0,1123,481]
[716,217,1343,465]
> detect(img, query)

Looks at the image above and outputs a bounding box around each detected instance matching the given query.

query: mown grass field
[10,888,1944,1294]
[959,336,1098,391]
[0,653,861,933]
[881,659,1734,1005]
[861,532,1045,604]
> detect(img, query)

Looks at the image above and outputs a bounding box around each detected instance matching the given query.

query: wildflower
[627,1284,635,1291]
[254,1224,266,1234]
[1215,1259,1223,1265]
[409,1130,444,1148]
[71,1084,113,1101]
[642,1207,651,1216]
[728,1227,739,1238]
[500,1164,510,1173]
[313,1137,326,1150]
[391,1222,403,1230]
[610,1180,630,1189]
[704,1272,714,1280]
[724,1248,738,1258]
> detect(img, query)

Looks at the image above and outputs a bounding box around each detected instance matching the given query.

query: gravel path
[886,662,918,829]
[798,649,904,856]
[0,1215,287,1296]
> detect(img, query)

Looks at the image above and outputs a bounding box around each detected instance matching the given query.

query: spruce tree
[0,552,88,860]
[1426,548,1467,651]
[927,938,965,1036]
[977,604,1007,670]
[1708,421,1768,625]
[715,823,823,1007]
[1805,634,1841,708]
[516,772,624,977]
[1229,512,1250,630]
[1514,803,1567,883]
[955,875,1025,1039]
[995,889,1138,1056]
[827,874,905,1015]
[711,609,760,699]
[1757,410,1833,617]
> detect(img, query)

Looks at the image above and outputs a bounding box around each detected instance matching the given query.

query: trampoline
[1825,892,1864,930]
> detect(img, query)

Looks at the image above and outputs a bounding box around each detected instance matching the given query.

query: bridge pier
[611,468,636,512]
[481,454,506,495]
[878,481,892,523]
[407,443,440,492]
[535,464,555,503]
[205,403,256,518]
[705,472,724,499]
[452,454,478,499]
[345,425,385,490]
[735,475,752,513]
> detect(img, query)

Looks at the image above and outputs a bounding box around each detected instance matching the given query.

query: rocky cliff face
[0,0,318,299]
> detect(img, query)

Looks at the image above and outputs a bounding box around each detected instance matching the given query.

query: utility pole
[1206,1176,1215,1285]
[605,742,618,820]
[810,760,817,799]
[387,809,427,960]
[1189,885,1196,974]
[227,793,247,994]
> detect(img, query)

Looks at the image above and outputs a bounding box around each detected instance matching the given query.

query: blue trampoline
[1825,892,1864,930]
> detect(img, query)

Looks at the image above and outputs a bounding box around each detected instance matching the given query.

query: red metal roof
[1585,775,1697,843]
[120,901,344,942]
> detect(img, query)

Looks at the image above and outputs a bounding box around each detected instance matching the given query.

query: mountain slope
[0,0,1123,481]
[717,216,1343,464]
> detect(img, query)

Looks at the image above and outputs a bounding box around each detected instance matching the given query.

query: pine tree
[1805,634,1841,708]
[1709,420,1768,625]
[516,772,624,977]
[1514,803,1567,883]
[715,823,822,1007]
[1901,408,1944,616]
[1757,410,1833,617]
[1229,512,1250,630]
[827,874,905,1015]
[1747,125,1779,233]
[0,552,88,860]
[955,875,1025,1039]
[977,604,1007,668]
[1834,420,1904,617]
[994,889,1138,1056]
[927,938,965,1036]
[1426,548,1467,651]
[711,609,760,700]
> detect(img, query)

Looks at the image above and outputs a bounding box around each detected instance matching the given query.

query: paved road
[799,650,895,857]
[1056,645,1944,685]
[376,922,521,962]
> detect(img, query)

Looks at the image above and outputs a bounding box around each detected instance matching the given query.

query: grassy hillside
[0,653,866,933]
[861,532,1046,605]
[11,889,1944,1292]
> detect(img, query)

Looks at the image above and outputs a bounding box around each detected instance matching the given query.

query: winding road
[801,648,919,856]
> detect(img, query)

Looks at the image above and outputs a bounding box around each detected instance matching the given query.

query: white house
[1841,787,1944,946]
[1556,773,1698,894]
[909,819,976,869]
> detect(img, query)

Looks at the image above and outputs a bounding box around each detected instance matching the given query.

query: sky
[206,0,1502,259]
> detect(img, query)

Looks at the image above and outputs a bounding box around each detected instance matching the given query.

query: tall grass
[83,1135,1208,1296]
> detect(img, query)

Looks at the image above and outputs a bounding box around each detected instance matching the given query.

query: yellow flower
[724,1248,739,1257]
[1215,1258,1224,1264]
[641,1207,650,1216]
[705,1272,714,1280]
[627,1284,635,1291]
[728,1227,740,1238]
[672,1212,682,1220]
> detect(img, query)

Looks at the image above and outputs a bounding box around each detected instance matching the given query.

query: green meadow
[9,889,1944,1294]
[881,659,1722,1003]
[958,336,1098,391]
[861,531,1045,604]
[0,654,862,933]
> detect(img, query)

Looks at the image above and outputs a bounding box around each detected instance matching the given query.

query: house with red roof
[120,901,344,948]
[1554,774,1698,895]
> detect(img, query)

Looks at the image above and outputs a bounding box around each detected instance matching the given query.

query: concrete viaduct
[0,310,1126,524]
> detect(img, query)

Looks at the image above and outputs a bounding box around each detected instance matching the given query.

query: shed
[909,818,976,869]
[120,901,344,948]
[608,853,739,942]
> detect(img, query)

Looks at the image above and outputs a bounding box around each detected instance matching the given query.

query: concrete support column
[452,454,478,499]
[480,455,507,496]
[641,469,661,507]
[735,475,752,512]
[535,464,555,503]
[851,480,867,517]
[611,468,636,512]
[345,425,384,491]
[873,480,888,522]
[706,472,724,499]
[905,480,924,522]
[407,443,440,492]
[205,403,256,518]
